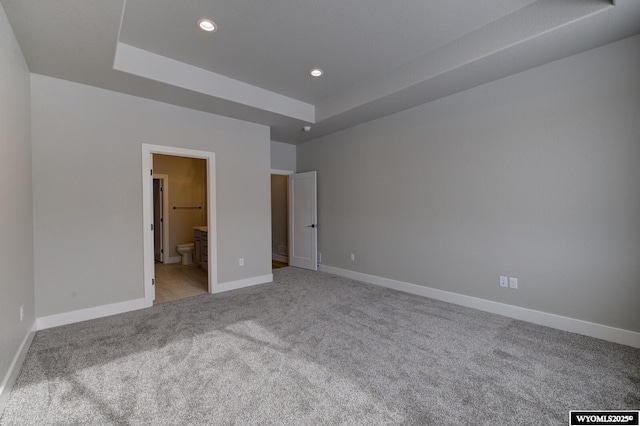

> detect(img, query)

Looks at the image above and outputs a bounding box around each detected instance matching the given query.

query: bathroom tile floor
[154,263,208,304]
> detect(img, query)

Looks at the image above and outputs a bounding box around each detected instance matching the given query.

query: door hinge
[150,169,153,175]
[151,223,154,231]
[152,278,155,286]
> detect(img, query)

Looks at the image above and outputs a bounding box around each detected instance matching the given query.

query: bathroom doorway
[152,154,208,304]
[142,144,217,308]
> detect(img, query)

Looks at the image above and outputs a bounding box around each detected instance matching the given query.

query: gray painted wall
[270,140,296,171]
[31,74,272,318]
[298,35,640,333]
[0,3,34,391]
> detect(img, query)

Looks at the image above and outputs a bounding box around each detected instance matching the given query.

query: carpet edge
[318,264,640,348]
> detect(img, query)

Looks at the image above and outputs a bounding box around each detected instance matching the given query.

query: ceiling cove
[3,0,639,143]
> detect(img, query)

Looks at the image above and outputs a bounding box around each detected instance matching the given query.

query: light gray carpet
[2,267,639,425]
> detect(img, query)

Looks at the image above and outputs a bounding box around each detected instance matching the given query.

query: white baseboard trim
[212,274,273,294]
[165,256,182,264]
[272,254,288,263]
[319,265,640,349]
[34,272,273,330]
[36,298,148,330]
[0,321,36,415]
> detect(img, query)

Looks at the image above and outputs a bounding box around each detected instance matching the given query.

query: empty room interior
[1,0,639,424]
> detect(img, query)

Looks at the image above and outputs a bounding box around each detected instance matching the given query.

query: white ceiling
[119,0,539,104]
[3,0,640,144]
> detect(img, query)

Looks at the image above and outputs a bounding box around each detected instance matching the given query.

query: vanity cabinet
[194,227,208,271]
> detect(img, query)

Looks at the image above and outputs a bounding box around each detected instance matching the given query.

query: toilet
[176,243,194,265]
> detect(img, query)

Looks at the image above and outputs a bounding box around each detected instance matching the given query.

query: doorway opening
[271,172,291,270]
[152,155,208,304]
[142,144,217,308]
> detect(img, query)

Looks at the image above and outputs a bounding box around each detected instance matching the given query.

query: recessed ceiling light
[309,68,323,77]
[197,19,217,32]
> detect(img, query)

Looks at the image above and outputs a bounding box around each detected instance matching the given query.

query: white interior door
[289,171,317,271]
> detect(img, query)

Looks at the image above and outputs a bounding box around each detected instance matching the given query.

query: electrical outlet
[20,305,24,322]
[499,276,508,288]
[317,252,322,263]
[350,253,355,262]
[509,277,518,289]
[239,258,244,266]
